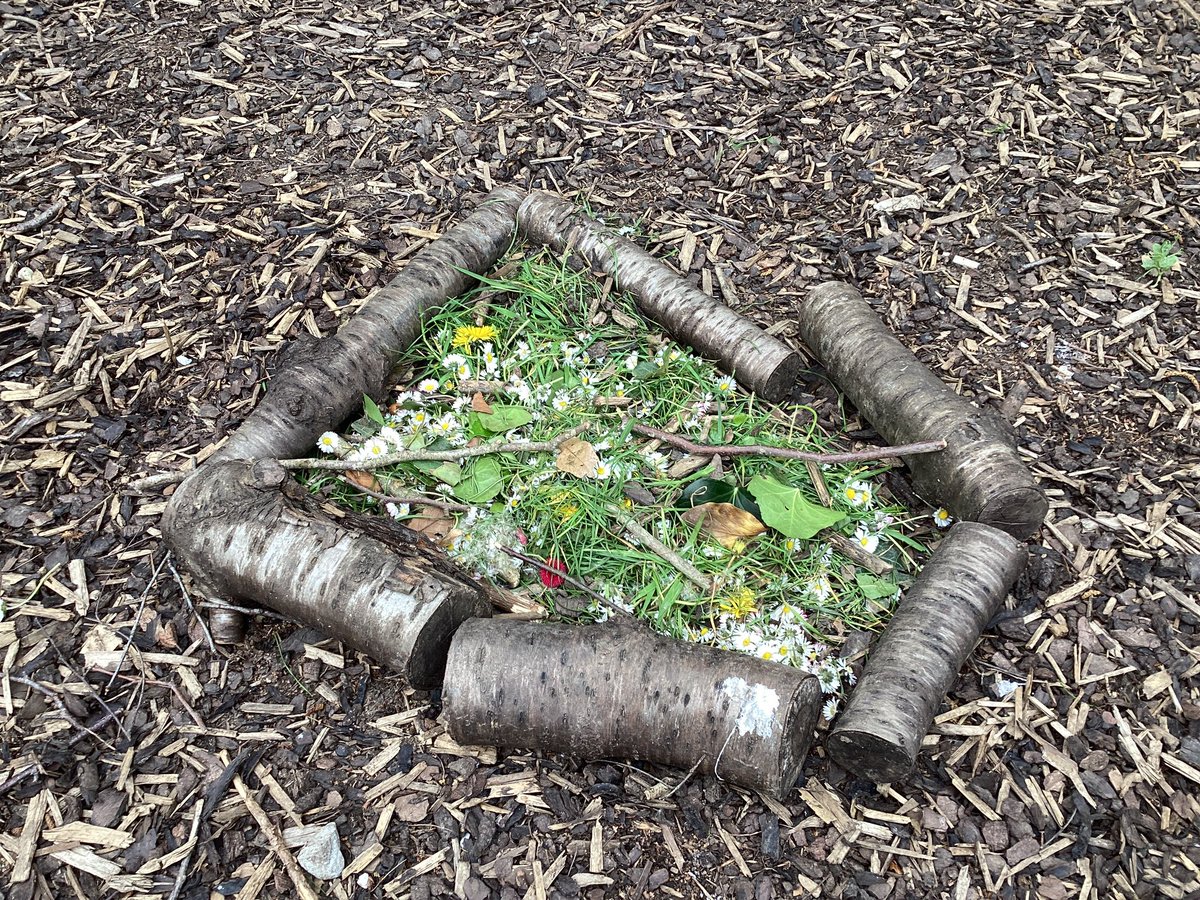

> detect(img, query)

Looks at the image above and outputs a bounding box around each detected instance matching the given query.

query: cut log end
[824,729,913,784]
[975,484,1050,539]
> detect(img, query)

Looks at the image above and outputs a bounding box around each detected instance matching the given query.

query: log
[826,522,1026,782]
[163,459,490,688]
[794,282,1047,538]
[443,618,823,798]
[164,187,525,669]
[517,191,803,403]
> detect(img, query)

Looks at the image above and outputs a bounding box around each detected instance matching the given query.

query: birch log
[163,187,526,669]
[795,282,1047,538]
[517,191,802,403]
[826,522,1027,782]
[443,618,823,798]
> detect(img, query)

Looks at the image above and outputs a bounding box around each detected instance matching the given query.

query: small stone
[982,820,1009,852]
[526,83,548,104]
[463,876,490,900]
[297,823,344,880]
[1006,836,1042,867]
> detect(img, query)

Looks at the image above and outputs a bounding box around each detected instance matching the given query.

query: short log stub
[795,282,1047,538]
[827,521,1027,782]
[443,618,823,798]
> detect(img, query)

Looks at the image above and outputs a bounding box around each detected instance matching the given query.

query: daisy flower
[612,382,627,398]
[434,413,459,437]
[317,432,342,454]
[515,340,532,361]
[933,507,953,528]
[551,391,571,412]
[385,501,411,519]
[715,375,737,395]
[362,437,389,460]
[409,409,430,431]
[817,664,841,694]
[624,351,639,371]
[757,642,786,663]
[579,370,601,389]
[854,524,880,554]
[643,450,668,473]
[442,352,466,370]
[807,574,833,602]
[842,480,873,507]
[378,426,405,447]
[822,697,840,721]
[451,324,496,348]
[480,342,499,372]
[593,459,613,479]
[418,378,440,393]
[729,630,759,654]
[783,537,800,554]
[455,360,472,380]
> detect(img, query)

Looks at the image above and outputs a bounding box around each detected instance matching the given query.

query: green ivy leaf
[454,457,505,503]
[477,405,533,433]
[747,475,845,539]
[679,478,761,518]
[854,571,900,601]
[413,460,462,485]
[362,394,385,425]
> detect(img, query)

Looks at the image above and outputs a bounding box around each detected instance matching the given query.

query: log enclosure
[160,187,1045,793]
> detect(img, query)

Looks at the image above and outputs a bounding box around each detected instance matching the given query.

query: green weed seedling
[1142,240,1181,280]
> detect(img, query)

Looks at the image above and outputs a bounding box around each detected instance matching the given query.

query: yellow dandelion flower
[451,324,497,348]
[718,586,757,620]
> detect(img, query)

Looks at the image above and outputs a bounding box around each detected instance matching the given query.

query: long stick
[607,504,713,592]
[628,423,946,465]
[278,424,588,471]
[233,774,319,900]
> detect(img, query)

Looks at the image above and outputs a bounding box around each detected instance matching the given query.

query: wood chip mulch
[2,1,1198,898]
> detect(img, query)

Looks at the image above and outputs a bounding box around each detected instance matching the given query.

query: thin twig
[606,504,713,593]
[167,554,216,654]
[11,677,117,750]
[627,424,946,464]
[99,669,207,728]
[278,423,588,471]
[166,798,205,900]
[499,547,633,617]
[341,479,472,511]
[233,774,319,900]
[108,550,170,690]
[127,471,188,491]
[198,599,292,622]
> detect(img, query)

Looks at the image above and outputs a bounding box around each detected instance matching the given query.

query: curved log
[826,522,1027,782]
[443,618,822,798]
[164,460,490,688]
[795,282,1046,538]
[517,191,803,403]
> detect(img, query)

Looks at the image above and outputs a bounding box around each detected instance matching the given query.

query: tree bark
[164,459,490,688]
[794,282,1047,538]
[163,187,525,673]
[442,618,823,798]
[215,186,526,464]
[516,191,802,404]
[826,521,1026,782]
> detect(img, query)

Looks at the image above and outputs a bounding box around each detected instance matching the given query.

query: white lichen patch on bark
[719,676,781,738]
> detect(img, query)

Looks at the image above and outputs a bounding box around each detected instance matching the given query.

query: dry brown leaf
[555,437,599,478]
[680,502,766,550]
[470,391,493,414]
[344,469,379,492]
[405,506,456,546]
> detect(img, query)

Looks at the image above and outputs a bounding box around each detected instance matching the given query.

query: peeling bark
[164,460,490,687]
[826,522,1026,782]
[795,282,1047,538]
[517,191,802,403]
[443,618,822,797]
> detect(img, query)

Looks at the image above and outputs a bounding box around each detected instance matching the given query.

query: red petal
[539,558,567,588]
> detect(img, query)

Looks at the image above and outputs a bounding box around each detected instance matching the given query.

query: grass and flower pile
[306,249,952,719]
